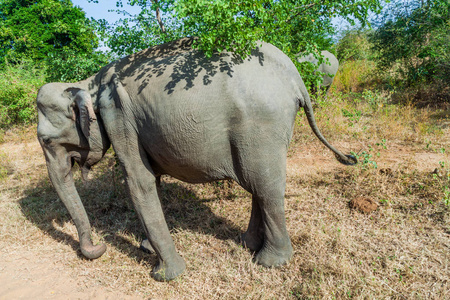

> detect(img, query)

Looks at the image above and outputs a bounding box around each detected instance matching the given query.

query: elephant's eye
[42,137,51,144]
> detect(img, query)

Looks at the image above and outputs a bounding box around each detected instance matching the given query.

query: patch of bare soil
[349,197,378,213]
[0,250,138,300]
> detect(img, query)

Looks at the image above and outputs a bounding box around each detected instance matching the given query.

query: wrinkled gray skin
[37,38,355,281]
[297,50,339,94]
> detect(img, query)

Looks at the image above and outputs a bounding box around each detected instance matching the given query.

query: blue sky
[71,0,140,23]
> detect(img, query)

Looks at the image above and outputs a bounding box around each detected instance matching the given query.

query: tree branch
[151,0,166,34]
[286,4,316,23]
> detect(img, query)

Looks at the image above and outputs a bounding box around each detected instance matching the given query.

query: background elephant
[297,50,339,95]
[37,38,355,281]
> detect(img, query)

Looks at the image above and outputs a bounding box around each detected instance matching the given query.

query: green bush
[0,62,46,128]
[45,48,110,82]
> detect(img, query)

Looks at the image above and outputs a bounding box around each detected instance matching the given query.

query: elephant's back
[117,39,302,136]
[114,39,302,103]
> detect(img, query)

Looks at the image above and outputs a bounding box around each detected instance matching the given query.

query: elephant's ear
[64,88,97,138]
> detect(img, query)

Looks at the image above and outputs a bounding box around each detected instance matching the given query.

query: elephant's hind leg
[252,190,293,268]
[239,151,293,267]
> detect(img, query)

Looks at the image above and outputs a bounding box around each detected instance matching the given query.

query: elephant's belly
[142,131,234,183]
[152,161,232,183]
[149,151,234,183]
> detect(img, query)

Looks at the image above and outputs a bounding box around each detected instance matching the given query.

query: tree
[369,0,450,86]
[0,0,109,81]
[0,0,95,62]
[92,0,382,87]
[92,0,183,57]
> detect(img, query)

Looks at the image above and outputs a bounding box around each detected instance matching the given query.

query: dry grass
[330,60,379,94]
[0,93,449,299]
[331,58,450,109]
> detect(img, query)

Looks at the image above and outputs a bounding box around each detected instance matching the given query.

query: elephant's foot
[151,253,186,281]
[254,241,293,268]
[241,231,263,252]
[80,241,107,259]
[139,239,155,254]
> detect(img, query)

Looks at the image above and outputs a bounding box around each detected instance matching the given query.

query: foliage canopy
[335,29,372,62]
[95,0,382,58]
[92,0,382,88]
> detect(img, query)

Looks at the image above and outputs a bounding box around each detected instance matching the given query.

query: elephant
[296,50,339,95]
[36,37,356,281]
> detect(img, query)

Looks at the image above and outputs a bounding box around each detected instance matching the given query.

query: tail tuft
[335,154,358,166]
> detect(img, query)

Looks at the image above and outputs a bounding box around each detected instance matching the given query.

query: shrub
[369,1,449,88]
[0,62,45,128]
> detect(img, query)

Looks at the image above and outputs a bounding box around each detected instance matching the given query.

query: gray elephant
[296,50,339,94]
[37,38,355,281]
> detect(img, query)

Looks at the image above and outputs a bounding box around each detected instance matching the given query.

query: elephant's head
[37,83,110,259]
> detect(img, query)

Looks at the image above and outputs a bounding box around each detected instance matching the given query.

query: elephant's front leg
[139,176,161,255]
[99,83,185,281]
[121,153,185,281]
[112,142,185,281]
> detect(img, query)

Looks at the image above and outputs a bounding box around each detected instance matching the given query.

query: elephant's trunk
[301,94,357,166]
[44,149,106,259]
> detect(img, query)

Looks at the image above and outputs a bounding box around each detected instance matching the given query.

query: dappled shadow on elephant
[98,37,265,96]
[19,168,243,263]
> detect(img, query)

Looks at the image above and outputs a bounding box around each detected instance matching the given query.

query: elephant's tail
[299,94,357,166]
